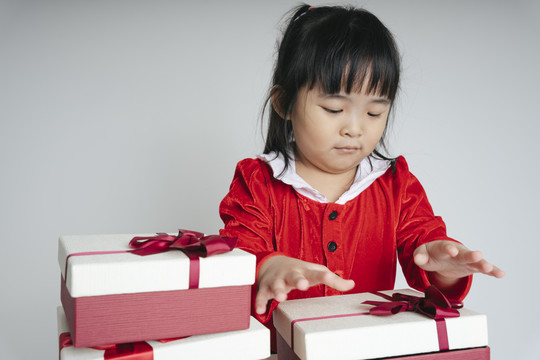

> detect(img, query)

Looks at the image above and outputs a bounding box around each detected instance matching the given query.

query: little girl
[219,4,504,347]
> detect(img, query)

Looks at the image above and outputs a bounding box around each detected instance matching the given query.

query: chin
[325,165,359,175]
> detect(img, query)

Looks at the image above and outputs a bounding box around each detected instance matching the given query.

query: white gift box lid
[58,233,256,297]
[274,289,488,360]
[57,306,271,360]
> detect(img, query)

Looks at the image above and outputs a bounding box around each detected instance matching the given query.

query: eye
[323,107,343,114]
[367,112,382,118]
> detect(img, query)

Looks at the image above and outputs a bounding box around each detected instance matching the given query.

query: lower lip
[335,147,359,154]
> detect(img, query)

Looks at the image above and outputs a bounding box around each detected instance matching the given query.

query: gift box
[274,288,489,360]
[59,231,256,348]
[57,306,271,360]
[276,333,489,360]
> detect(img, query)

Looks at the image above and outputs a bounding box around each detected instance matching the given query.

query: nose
[341,114,363,137]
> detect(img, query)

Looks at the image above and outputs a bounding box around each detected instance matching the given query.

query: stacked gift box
[57,230,271,359]
[57,230,492,360]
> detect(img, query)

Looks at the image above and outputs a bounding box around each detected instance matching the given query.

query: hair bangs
[301,9,399,101]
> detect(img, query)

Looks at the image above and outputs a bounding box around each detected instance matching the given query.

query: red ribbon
[128,229,237,258]
[59,332,154,360]
[363,286,463,351]
[64,229,237,290]
[364,286,463,319]
[128,230,237,289]
[59,332,73,360]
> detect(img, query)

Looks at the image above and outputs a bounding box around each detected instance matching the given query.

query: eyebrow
[318,93,391,105]
[370,98,391,105]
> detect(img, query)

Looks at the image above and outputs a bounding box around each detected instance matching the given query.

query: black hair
[262,4,401,171]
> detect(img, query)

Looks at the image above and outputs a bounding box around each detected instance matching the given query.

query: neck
[295,161,358,203]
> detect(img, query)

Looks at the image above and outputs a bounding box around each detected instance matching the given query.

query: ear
[270,85,289,120]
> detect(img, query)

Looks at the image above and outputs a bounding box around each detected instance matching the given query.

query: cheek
[292,114,332,144]
[377,122,387,137]
[368,121,387,144]
[378,117,388,133]
[293,125,335,157]
[294,128,326,149]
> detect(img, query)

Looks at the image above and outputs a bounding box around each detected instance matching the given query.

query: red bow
[129,229,237,289]
[364,286,463,320]
[59,332,153,360]
[129,229,237,257]
[363,286,463,351]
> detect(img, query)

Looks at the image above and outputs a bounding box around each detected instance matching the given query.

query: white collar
[257,151,391,205]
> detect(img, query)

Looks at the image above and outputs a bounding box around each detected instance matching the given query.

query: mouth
[336,145,360,151]
[335,146,360,153]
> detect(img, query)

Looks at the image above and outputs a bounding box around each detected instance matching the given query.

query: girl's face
[291,85,390,177]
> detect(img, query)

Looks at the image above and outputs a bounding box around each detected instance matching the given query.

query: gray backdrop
[1,0,538,359]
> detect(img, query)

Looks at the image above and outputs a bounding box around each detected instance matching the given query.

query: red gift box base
[276,332,490,360]
[61,277,251,348]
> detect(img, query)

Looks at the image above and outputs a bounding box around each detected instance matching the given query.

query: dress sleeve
[394,157,472,300]
[219,158,286,324]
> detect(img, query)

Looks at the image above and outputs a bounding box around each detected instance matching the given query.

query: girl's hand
[255,255,355,314]
[413,240,505,289]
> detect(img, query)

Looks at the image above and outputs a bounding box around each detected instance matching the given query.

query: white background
[1,0,538,359]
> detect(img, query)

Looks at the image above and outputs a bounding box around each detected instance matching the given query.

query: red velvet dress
[219,156,471,346]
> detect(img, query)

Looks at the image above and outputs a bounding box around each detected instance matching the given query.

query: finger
[431,242,460,260]
[254,279,288,314]
[423,242,467,265]
[461,250,484,264]
[269,279,288,303]
[323,272,355,292]
[305,269,354,292]
[465,259,493,276]
[413,244,429,267]
[489,265,506,278]
[254,287,273,315]
[457,249,504,278]
[443,243,459,257]
[285,271,310,291]
[474,259,506,278]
